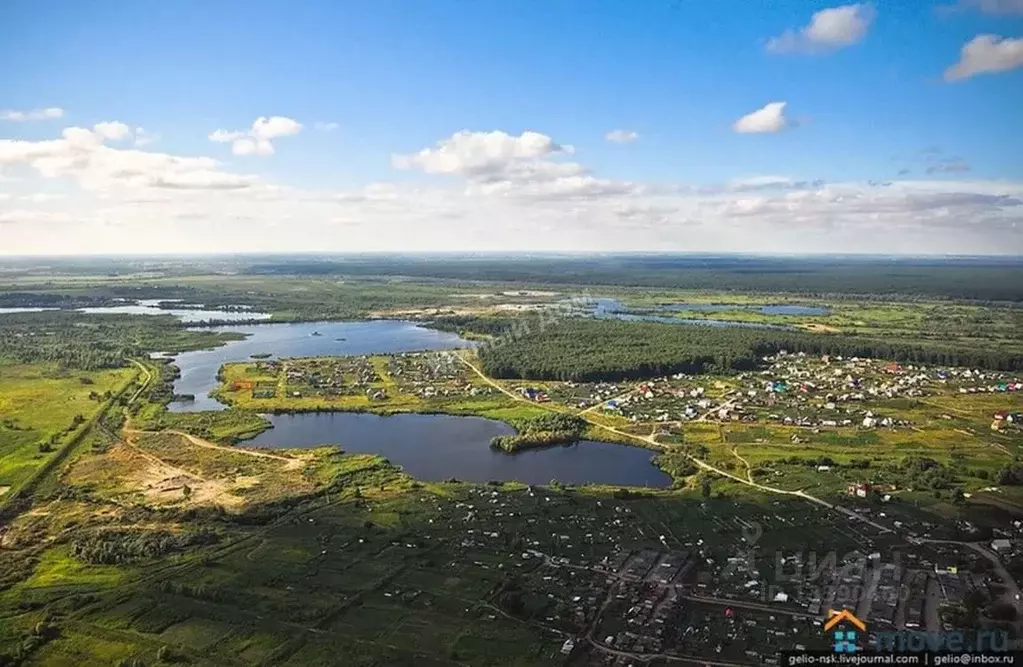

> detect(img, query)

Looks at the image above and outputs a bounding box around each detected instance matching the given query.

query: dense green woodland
[474,318,1023,381]
[243,255,1023,302]
[6,254,1023,301]
[0,312,240,370]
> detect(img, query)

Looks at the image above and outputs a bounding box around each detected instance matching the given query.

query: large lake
[168,320,472,411]
[244,412,672,488]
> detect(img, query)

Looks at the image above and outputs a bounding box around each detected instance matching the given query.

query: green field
[0,362,136,494]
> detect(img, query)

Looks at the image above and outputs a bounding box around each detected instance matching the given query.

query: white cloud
[209,129,246,143]
[393,129,639,201]
[93,121,133,141]
[393,130,572,177]
[0,121,257,192]
[134,127,158,147]
[22,192,66,203]
[767,4,876,54]
[231,137,274,156]
[733,102,790,134]
[251,116,302,140]
[314,121,340,132]
[605,129,639,144]
[0,107,65,122]
[945,34,1023,81]
[727,175,805,191]
[208,116,302,156]
[1,124,1020,256]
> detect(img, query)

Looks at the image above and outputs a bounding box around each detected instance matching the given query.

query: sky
[1,0,1022,256]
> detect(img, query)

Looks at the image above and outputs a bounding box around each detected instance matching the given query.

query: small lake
[244,412,672,488]
[78,299,273,323]
[168,320,472,411]
[581,298,827,328]
[0,307,59,314]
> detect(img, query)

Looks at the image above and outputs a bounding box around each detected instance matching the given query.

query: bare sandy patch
[800,323,842,333]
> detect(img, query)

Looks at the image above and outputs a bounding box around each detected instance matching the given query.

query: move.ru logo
[825,610,867,654]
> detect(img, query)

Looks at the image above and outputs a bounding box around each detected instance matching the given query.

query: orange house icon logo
[825,610,866,654]
[824,609,866,632]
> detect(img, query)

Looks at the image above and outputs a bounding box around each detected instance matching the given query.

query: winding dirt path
[123,425,304,471]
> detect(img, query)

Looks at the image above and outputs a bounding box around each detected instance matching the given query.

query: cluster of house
[991,411,1023,431]
[587,353,1022,431]
[519,386,551,403]
[271,356,381,398]
[389,352,493,400]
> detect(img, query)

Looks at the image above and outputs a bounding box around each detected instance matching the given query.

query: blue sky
[1,0,1021,254]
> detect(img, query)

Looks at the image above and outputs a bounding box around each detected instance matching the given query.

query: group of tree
[997,463,1023,486]
[490,413,587,452]
[70,528,219,565]
[0,311,240,370]
[469,318,1023,382]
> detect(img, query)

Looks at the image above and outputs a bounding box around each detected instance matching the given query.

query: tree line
[467,318,1023,382]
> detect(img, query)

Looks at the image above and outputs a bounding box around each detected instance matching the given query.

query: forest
[0,312,242,370]
[242,254,1023,302]
[476,318,1023,381]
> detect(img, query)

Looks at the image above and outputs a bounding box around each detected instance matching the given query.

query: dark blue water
[168,320,471,411]
[244,412,671,488]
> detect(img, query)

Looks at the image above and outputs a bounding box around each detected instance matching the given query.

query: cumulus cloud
[605,129,639,144]
[767,3,876,54]
[393,129,639,201]
[945,35,1023,81]
[0,122,257,192]
[392,130,572,177]
[733,102,790,134]
[93,121,133,141]
[2,124,1021,256]
[0,107,65,122]
[208,116,303,156]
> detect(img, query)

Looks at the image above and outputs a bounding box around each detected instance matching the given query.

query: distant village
[514,352,1022,433]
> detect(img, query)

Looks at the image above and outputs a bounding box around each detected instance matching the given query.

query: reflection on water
[244,412,672,488]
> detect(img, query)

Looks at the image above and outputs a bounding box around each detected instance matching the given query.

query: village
[509,352,1023,435]
[225,351,495,404]
[227,351,1022,443]
[400,482,1023,666]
